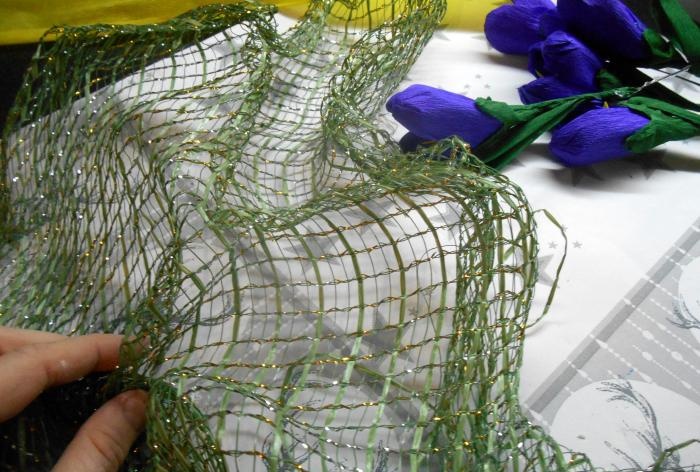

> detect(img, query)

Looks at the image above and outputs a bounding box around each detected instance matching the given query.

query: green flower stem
[624,96,700,153]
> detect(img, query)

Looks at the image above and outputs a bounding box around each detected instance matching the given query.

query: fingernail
[118,390,148,430]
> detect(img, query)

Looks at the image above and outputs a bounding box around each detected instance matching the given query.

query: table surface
[5,8,700,469]
[391,26,700,470]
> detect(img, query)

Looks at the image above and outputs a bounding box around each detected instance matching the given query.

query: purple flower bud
[514,0,555,6]
[538,9,565,36]
[528,31,603,91]
[485,0,559,55]
[549,106,650,166]
[518,76,589,104]
[386,85,502,148]
[398,132,429,153]
[557,0,650,60]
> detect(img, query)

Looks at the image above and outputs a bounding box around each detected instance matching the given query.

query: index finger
[0,334,123,422]
[0,326,66,354]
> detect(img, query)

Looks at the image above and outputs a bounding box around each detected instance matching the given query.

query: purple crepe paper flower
[528,31,603,91]
[386,84,502,148]
[518,76,589,104]
[557,0,650,60]
[398,132,430,153]
[549,106,650,166]
[485,0,563,55]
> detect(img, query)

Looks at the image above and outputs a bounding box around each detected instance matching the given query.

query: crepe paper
[549,96,700,166]
[475,0,699,167]
[485,0,698,73]
[595,68,626,90]
[549,106,651,166]
[518,76,590,104]
[484,0,560,55]
[392,85,700,169]
[623,96,700,153]
[398,132,432,153]
[472,89,635,169]
[528,31,603,91]
[387,66,699,168]
[0,1,595,470]
[386,81,648,169]
[386,84,503,148]
[652,0,700,69]
[519,40,626,105]
[557,0,651,60]
[517,77,605,134]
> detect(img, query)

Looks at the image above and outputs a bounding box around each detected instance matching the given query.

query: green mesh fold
[0,1,592,470]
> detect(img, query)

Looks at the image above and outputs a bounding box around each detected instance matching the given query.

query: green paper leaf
[624,96,700,152]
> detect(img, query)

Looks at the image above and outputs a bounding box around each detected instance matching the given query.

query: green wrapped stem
[654,0,700,67]
[474,87,637,169]
[624,96,700,153]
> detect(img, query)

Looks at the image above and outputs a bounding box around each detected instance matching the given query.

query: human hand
[0,326,148,472]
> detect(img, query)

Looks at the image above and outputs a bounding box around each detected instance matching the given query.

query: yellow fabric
[0,0,489,45]
[274,0,491,31]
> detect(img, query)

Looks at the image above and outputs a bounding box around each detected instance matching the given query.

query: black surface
[626,0,662,29]
[0,373,149,471]
[0,43,37,131]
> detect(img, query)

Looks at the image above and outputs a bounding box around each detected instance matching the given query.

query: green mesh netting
[0,1,590,470]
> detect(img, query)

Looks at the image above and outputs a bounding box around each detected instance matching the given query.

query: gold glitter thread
[1,1,590,471]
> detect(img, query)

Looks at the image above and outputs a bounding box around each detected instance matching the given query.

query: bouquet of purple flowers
[388,0,700,168]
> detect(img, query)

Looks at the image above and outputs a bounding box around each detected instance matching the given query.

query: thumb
[53,389,148,472]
